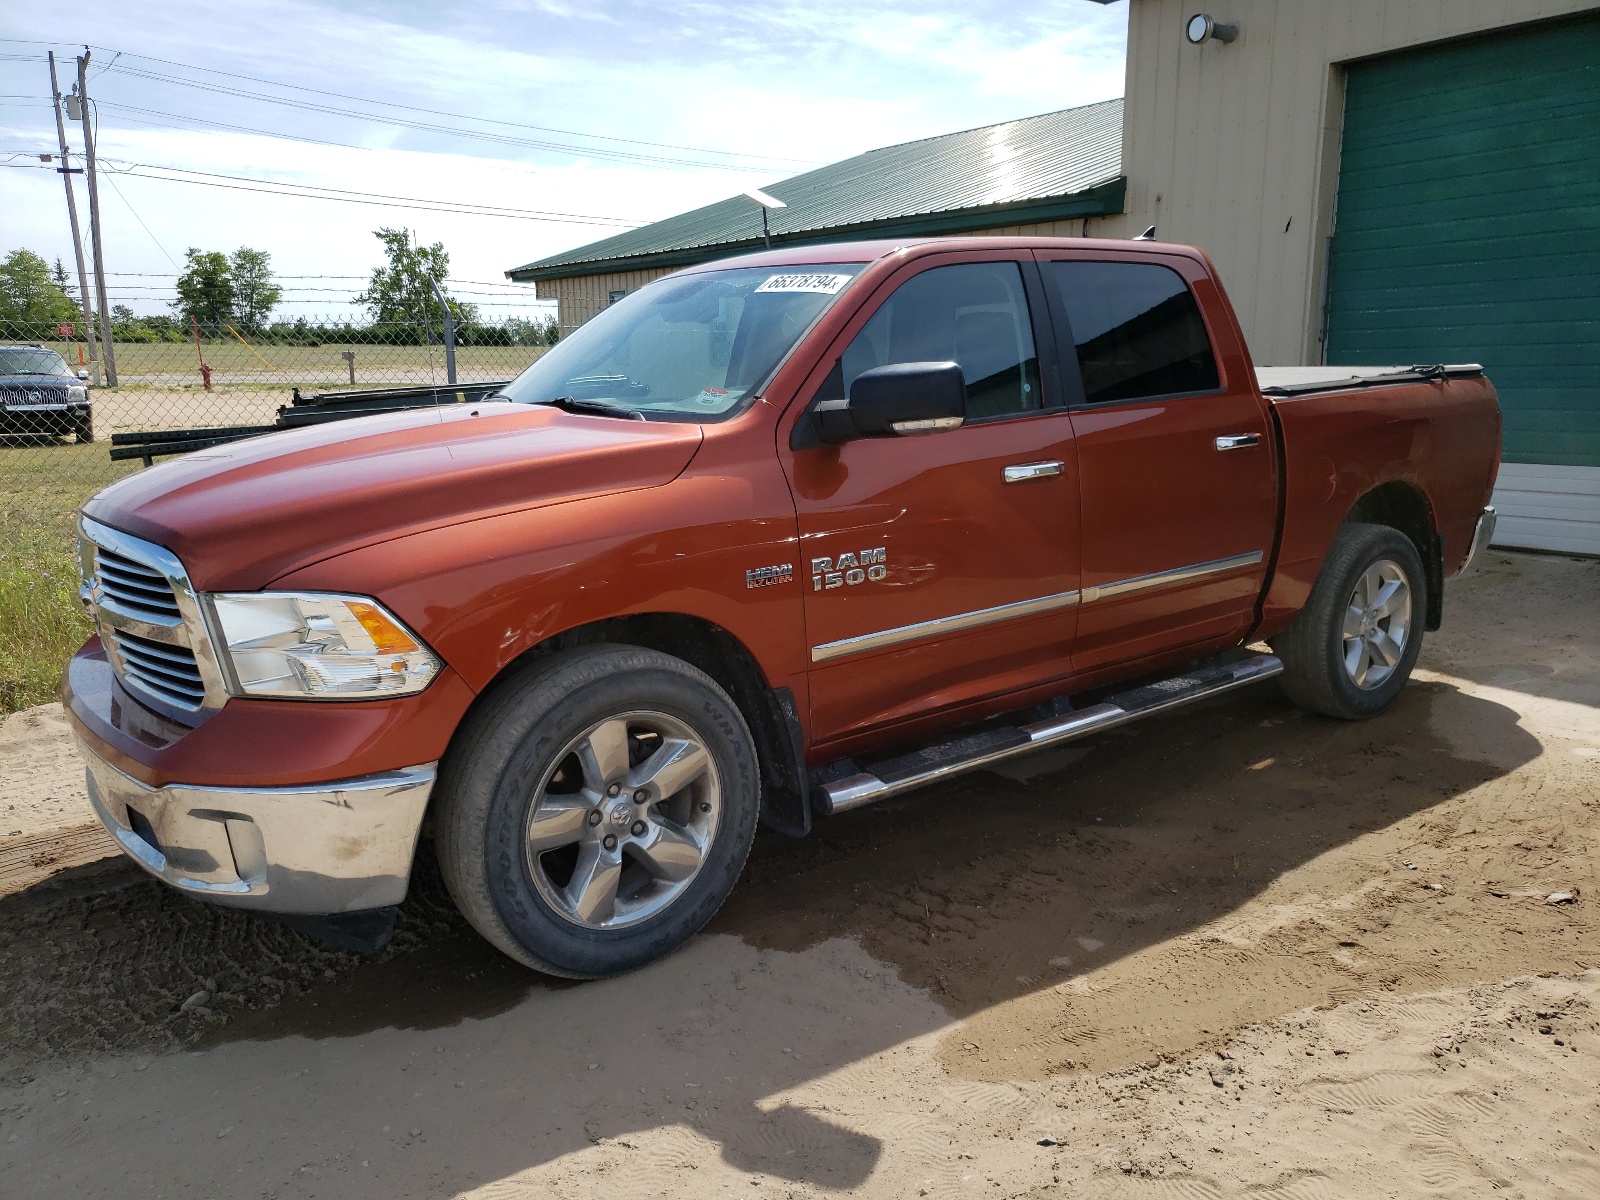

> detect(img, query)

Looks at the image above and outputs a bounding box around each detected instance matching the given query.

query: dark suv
[0,344,92,442]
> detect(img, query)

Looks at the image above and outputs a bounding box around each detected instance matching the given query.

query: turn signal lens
[347,600,421,655]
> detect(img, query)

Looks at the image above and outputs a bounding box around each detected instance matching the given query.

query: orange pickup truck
[65,237,1501,976]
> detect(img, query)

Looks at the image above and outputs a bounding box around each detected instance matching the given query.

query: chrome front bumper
[78,738,434,914]
[1461,504,1498,572]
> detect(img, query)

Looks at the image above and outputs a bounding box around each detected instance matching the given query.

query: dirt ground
[1,550,1597,1198]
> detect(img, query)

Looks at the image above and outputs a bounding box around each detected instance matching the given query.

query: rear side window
[1045,261,1219,404]
[832,261,1041,420]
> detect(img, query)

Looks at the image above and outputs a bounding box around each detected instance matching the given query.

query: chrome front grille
[78,516,229,719]
[1,385,73,409]
[110,629,207,707]
[93,546,184,621]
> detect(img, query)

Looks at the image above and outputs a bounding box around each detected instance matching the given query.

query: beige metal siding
[1115,0,1600,365]
[535,267,677,335]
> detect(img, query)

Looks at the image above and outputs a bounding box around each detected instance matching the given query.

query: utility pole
[47,51,99,384]
[74,50,116,386]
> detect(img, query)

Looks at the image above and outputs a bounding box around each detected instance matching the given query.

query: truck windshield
[497,264,865,420]
[0,348,72,377]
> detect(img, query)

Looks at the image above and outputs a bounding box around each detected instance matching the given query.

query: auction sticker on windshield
[755,273,854,295]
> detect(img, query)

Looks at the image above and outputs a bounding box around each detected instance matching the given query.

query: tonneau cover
[1255,364,1484,397]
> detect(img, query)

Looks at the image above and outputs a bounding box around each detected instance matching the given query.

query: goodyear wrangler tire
[1271,522,1426,720]
[435,645,760,978]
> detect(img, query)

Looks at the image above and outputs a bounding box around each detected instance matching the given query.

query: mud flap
[275,905,399,955]
[757,686,812,838]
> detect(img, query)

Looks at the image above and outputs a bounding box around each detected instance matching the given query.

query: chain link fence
[0,318,550,712]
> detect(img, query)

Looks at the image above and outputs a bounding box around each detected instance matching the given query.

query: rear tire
[1271,522,1425,720]
[434,645,760,978]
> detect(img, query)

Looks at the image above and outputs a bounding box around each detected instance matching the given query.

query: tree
[229,247,281,332]
[353,228,473,336]
[504,314,561,346]
[0,249,79,327]
[51,257,76,302]
[173,248,234,327]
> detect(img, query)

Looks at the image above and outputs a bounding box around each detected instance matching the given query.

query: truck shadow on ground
[0,680,1548,1196]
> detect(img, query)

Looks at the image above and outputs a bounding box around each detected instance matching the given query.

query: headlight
[210,592,441,699]
[68,385,87,402]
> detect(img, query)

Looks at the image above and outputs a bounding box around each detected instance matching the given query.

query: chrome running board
[816,652,1283,815]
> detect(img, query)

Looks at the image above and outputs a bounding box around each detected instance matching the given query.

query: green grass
[0,444,137,713]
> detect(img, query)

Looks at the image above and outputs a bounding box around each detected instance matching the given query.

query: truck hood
[85,402,704,590]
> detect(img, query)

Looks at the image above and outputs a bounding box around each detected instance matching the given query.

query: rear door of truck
[1033,249,1278,672]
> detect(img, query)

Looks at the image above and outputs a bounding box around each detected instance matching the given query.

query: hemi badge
[745,563,794,589]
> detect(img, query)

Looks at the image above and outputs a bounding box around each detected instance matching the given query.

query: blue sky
[1,1,1126,318]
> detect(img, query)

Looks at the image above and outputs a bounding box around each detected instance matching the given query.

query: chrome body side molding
[809,551,1266,664]
[1079,550,1264,604]
[818,652,1283,814]
[810,588,1082,663]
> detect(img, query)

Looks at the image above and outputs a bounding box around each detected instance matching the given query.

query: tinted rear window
[1045,261,1219,403]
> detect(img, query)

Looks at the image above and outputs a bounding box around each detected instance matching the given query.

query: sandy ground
[0,705,116,897]
[1,550,1597,1198]
[0,704,82,837]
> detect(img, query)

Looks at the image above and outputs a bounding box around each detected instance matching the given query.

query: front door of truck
[1035,252,1277,673]
[779,253,1081,751]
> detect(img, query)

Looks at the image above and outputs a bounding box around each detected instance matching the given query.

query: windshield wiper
[536,395,645,421]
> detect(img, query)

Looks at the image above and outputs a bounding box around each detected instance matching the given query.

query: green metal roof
[508,98,1125,282]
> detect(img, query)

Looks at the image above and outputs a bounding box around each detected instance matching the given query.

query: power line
[3,159,644,227]
[101,159,642,224]
[95,52,819,169]
[3,38,813,178]
[5,44,810,170]
[100,167,180,268]
[76,100,634,187]
[95,63,792,173]
[44,100,680,191]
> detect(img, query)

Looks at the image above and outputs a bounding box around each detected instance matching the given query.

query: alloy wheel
[1341,559,1412,689]
[524,709,721,929]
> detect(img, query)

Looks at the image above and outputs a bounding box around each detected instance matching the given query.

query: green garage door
[1325,15,1600,475]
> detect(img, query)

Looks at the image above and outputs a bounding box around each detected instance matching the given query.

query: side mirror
[76,369,90,381]
[812,361,966,445]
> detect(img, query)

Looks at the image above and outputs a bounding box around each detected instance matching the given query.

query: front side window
[828,261,1041,420]
[1045,261,1219,404]
[498,264,865,420]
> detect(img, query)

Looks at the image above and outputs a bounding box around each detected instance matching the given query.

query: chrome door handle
[1215,433,1261,451]
[1004,460,1064,483]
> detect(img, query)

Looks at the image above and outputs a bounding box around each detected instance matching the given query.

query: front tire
[434,645,760,978]
[1272,522,1425,720]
